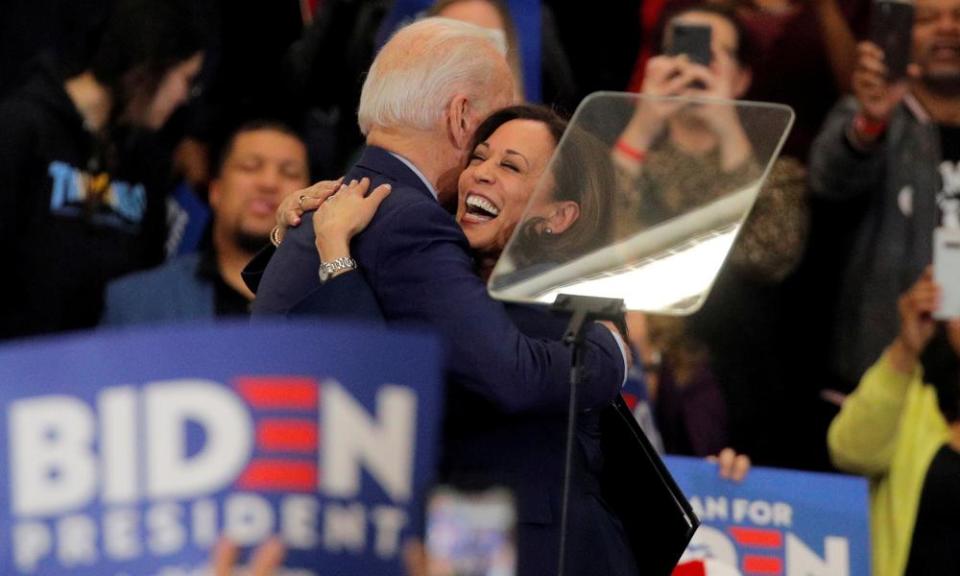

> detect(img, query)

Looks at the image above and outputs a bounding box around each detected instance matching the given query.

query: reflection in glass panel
[488,93,794,315]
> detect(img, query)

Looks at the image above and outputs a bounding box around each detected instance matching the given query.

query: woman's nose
[473,159,495,183]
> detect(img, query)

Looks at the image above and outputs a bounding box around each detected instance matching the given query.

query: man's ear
[543,201,580,234]
[208,178,223,210]
[447,94,473,151]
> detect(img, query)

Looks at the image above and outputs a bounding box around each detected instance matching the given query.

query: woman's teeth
[465,194,500,219]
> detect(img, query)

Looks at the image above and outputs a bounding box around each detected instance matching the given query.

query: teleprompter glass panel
[488,92,794,315]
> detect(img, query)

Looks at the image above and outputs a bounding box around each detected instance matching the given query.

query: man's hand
[851,41,915,127]
[211,538,285,576]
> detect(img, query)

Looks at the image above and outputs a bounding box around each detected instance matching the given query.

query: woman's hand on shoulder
[272,177,344,245]
[313,177,392,260]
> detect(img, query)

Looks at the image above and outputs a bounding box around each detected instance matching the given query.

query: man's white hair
[357,17,509,135]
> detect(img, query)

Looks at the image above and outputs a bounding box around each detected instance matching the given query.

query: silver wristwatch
[318,256,358,283]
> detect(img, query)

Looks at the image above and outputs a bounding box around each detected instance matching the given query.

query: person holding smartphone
[809,0,960,393]
[614,4,808,285]
[613,4,811,467]
[829,268,960,576]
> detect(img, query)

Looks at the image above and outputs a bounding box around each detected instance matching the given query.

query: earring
[545,228,554,235]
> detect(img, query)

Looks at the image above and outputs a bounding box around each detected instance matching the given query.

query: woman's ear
[446,94,473,151]
[543,201,580,235]
[733,67,752,99]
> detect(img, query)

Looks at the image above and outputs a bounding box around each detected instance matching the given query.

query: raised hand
[851,41,915,127]
[892,267,941,372]
[708,447,751,483]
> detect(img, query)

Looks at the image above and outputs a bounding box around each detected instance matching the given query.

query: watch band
[318,256,357,282]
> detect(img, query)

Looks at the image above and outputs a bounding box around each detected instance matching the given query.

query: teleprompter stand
[552,294,627,576]
[551,294,699,576]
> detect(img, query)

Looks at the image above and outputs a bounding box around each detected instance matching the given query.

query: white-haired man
[250,17,635,576]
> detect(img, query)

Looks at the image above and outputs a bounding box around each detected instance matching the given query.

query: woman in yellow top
[828,268,960,576]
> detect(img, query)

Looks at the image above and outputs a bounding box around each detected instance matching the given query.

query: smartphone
[934,227,960,319]
[666,23,713,67]
[870,0,915,81]
[426,486,517,576]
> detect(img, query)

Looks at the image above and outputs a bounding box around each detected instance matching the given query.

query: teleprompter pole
[551,294,626,576]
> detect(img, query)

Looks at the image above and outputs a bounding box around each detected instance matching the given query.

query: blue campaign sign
[663,456,870,576]
[0,321,444,576]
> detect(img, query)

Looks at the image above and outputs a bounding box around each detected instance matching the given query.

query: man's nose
[255,166,283,191]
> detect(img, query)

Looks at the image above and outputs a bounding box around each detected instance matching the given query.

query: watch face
[319,258,356,283]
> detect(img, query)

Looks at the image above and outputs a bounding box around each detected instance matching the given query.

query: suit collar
[355,146,438,202]
[387,152,438,200]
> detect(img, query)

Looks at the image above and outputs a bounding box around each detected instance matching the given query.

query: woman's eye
[502,162,520,173]
[469,154,485,164]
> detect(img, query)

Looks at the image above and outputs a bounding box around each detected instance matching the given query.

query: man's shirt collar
[388,152,439,200]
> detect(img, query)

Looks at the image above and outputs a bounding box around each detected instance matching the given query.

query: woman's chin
[465,230,499,255]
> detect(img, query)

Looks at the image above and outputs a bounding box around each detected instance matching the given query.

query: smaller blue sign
[663,456,870,576]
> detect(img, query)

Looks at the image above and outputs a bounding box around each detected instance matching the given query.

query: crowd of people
[2,0,960,574]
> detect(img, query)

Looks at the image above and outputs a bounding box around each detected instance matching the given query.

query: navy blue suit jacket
[250,146,636,575]
[253,146,625,414]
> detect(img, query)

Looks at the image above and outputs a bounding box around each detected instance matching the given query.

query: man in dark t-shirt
[808,0,960,390]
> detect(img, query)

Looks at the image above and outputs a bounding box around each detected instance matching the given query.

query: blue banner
[663,456,870,576]
[0,321,443,575]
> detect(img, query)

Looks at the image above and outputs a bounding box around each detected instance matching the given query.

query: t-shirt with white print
[937,124,960,229]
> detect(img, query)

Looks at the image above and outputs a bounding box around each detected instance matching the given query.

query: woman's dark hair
[469,104,566,157]
[468,104,616,266]
[90,0,205,116]
[656,3,755,68]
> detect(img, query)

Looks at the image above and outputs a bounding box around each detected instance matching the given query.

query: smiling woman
[456,119,556,254]
[455,105,616,277]
[456,107,566,269]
